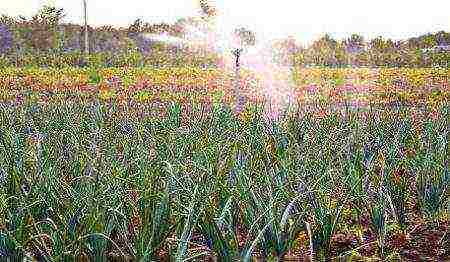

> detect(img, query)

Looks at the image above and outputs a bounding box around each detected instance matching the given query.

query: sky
[1,0,449,45]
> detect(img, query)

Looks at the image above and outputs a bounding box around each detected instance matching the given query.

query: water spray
[140,0,297,121]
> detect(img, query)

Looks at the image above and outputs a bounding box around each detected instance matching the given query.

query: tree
[435,31,450,45]
[128,18,143,38]
[129,21,154,55]
[24,5,66,52]
[199,0,217,18]
[334,41,347,67]
[344,34,365,66]
[271,36,300,66]
[423,34,437,48]
[33,5,66,27]
[309,34,338,66]
[369,36,388,66]
[233,27,256,47]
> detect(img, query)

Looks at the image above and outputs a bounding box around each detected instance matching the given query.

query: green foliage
[0,55,11,68]
[0,10,449,68]
[416,170,449,220]
[309,192,344,259]
[0,99,448,260]
[87,68,102,85]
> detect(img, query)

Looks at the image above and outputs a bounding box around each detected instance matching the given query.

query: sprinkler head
[232,48,243,57]
[232,48,243,67]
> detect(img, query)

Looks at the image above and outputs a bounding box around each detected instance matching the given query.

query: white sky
[1,0,449,45]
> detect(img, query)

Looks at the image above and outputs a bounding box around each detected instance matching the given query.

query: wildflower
[117,93,128,106]
[315,109,328,119]
[107,75,123,92]
[15,94,24,105]
[430,109,440,121]
[306,84,319,95]
[200,95,213,106]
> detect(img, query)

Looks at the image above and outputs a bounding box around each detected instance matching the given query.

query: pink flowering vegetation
[0,67,448,112]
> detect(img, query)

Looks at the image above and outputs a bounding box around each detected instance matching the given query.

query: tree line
[0,5,448,68]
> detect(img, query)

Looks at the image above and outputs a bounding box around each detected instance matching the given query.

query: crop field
[0,67,448,104]
[0,66,449,261]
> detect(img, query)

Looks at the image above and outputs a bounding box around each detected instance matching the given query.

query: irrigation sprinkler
[231,47,245,111]
[230,28,256,113]
[232,48,243,68]
[142,24,255,114]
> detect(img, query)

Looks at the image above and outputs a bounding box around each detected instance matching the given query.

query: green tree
[369,36,390,66]
[309,34,338,66]
[25,5,66,52]
[272,36,300,66]
[34,5,65,27]
[233,27,256,47]
[344,34,365,66]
